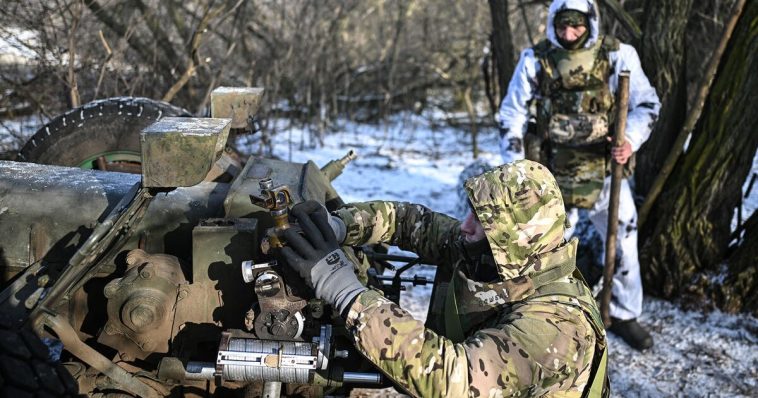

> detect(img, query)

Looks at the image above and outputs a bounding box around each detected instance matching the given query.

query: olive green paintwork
[211,87,265,129]
[140,117,231,188]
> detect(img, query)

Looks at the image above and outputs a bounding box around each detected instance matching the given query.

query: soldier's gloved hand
[280,200,366,316]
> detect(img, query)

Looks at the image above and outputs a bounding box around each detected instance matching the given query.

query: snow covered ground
[243,113,758,398]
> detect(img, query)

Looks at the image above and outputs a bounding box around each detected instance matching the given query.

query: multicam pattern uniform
[337,160,607,397]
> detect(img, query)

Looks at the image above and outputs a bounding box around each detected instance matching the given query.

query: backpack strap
[443,273,466,343]
[600,35,620,52]
[584,345,610,398]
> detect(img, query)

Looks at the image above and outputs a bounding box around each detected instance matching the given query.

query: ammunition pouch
[548,113,609,146]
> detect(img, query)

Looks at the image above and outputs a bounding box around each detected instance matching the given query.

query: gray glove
[280,200,366,316]
[328,213,346,244]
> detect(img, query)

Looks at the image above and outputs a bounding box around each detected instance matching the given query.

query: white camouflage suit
[497,0,660,320]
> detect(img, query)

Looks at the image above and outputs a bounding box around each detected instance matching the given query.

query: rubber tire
[0,316,79,397]
[18,97,191,167]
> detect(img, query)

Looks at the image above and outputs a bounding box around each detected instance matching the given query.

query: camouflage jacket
[497,0,660,208]
[336,160,608,397]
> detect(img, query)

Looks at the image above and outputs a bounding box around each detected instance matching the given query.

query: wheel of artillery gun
[0,315,79,397]
[18,97,191,173]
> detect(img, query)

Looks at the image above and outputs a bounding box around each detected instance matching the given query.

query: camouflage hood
[463,160,568,282]
[546,0,601,50]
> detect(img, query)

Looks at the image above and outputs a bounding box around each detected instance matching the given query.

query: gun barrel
[321,150,358,181]
[338,149,357,166]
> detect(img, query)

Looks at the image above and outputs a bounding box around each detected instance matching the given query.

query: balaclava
[555,9,590,50]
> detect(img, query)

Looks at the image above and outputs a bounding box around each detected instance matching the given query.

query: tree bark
[634,0,694,198]
[722,211,758,316]
[637,0,746,228]
[640,2,758,308]
[488,0,515,107]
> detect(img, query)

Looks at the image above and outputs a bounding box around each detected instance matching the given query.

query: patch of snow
[609,298,758,398]
[731,154,758,237]
[0,27,38,65]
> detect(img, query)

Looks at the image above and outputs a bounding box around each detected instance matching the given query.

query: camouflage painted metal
[1,88,398,397]
[140,117,230,188]
[337,160,607,397]
[210,87,265,129]
[533,35,620,208]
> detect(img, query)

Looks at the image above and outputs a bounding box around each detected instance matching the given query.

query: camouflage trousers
[565,176,643,320]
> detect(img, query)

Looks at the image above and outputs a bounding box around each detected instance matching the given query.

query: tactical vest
[530,36,620,209]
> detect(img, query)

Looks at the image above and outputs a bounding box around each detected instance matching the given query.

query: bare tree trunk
[638,0,746,228]
[488,0,515,108]
[634,0,694,198]
[722,211,758,316]
[640,2,758,311]
[379,1,414,120]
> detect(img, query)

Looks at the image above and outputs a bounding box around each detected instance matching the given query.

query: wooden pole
[601,71,630,328]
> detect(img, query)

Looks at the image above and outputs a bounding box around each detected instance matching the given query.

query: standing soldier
[498,0,660,350]
[281,160,610,397]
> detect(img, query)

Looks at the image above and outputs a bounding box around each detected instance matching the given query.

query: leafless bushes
[0,1,505,144]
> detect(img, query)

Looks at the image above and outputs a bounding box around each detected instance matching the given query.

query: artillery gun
[0,88,428,397]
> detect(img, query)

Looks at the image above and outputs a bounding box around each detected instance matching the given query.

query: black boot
[608,318,653,351]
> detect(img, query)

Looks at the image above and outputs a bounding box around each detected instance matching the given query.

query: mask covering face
[555,10,590,50]
[461,238,499,282]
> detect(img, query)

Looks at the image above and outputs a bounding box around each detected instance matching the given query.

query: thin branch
[66,0,83,107]
[601,0,642,40]
[84,0,174,76]
[162,2,223,102]
[0,75,53,120]
[93,29,113,100]
[196,41,237,114]
[130,0,182,66]
[518,2,536,47]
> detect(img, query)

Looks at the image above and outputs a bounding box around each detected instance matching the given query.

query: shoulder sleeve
[334,201,461,265]
[610,43,661,151]
[498,48,540,163]
[346,291,598,397]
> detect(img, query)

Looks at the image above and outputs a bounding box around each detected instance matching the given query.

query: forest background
[0,0,756,317]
